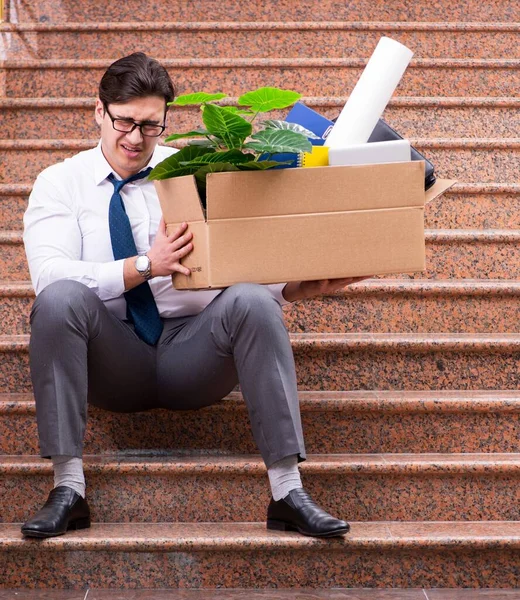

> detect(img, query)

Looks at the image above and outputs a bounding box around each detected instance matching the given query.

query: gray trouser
[29,280,306,468]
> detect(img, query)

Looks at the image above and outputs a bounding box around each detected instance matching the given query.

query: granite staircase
[1,0,520,592]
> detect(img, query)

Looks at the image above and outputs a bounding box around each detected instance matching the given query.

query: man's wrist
[135,254,153,280]
[282,281,304,303]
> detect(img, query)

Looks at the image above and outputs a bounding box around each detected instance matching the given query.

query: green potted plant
[148,86,318,207]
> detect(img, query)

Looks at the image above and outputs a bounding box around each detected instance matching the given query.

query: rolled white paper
[324,37,414,148]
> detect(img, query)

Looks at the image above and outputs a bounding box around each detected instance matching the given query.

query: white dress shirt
[23,142,289,320]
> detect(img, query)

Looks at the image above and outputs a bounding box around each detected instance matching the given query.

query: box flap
[425,178,457,204]
[154,176,206,223]
[206,161,425,220]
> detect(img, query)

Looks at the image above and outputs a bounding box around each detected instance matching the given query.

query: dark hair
[99,52,175,108]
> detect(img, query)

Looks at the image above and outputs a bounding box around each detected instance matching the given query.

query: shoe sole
[21,517,91,539]
[266,519,350,538]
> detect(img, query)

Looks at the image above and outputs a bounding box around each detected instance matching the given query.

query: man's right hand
[147,218,193,277]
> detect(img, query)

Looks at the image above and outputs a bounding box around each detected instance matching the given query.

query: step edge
[3,521,520,551]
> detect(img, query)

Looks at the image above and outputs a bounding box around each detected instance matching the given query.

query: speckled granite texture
[3,24,520,60]
[10,0,520,22]
[5,522,520,587]
[4,98,520,140]
[4,390,520,455]
[5,453,520,523]
[3,391,520,455]
[5,279,520,336]
[5,334,520,394]
[3,60,519,98]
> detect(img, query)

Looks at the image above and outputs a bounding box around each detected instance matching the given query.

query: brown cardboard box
[154,161,455,290]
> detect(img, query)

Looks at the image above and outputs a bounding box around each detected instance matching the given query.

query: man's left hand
[282,277,370,303]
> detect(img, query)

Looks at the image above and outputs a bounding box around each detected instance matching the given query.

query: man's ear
[94,99,104,126]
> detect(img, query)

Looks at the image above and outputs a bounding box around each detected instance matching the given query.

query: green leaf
[237,161,293,170]
[261,119,320,139]
[148,145,214,180]
[180,150,255,166]
[238,87,301,112]
[202,104,252,148]
[243,129,312,154]
[188,138,218,147]
[164,129,211,142]
[168,92,227,106]
[224,107,256,117]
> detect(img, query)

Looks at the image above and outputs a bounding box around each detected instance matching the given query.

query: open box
[154,161,455,290]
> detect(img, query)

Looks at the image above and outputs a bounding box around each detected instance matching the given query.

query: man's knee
[223,283,282,324]
[30,280,99,327]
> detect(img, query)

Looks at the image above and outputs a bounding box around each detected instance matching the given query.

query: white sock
[52,456,86,498]
[267,454,302,501]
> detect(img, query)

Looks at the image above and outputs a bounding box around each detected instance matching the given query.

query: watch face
[136,255,150,272]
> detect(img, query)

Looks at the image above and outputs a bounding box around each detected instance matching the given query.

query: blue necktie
[108,168,163,345]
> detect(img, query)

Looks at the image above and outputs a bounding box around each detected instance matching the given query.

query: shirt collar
[93,140,165,186]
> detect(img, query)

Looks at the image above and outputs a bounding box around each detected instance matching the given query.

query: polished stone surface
[9,0,520,23]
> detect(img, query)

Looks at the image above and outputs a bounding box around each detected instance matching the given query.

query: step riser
[3,65,518,98]
[0,194,26,229]
[4,105,520,139]
[1,144,516,184]
[3,346,520,393]
[13,0,520,23]
[294,348,520,391]
[285,294,520,334]
[5,190,520,230]
[6,30,519,60]
[427,191,520,229]
[5,238,520,282]
[4,403,520,455]
[4,292,520,335]
[3,546,520,588]
[4,468,520,523]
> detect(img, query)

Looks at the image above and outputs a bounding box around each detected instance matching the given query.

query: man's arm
[23,174,125,299]
[282,277,369,303]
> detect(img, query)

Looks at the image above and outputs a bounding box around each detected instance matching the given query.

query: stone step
[5,229,520,282]
[1,138,518,184]
[2,521,520,587]
[10,0,520,23]
[3,333,520,393]
[4,453,520,524]
[2,591,512,600]
[5,279,520,336]
[4,390,520,455]
[2,22,518,60]
[3,96,520,139]
[1,58,518,98]
[4,181,520,231]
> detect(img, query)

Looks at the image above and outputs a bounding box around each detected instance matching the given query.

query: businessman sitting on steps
[21,52,362,539]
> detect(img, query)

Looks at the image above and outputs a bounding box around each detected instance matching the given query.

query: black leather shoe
[267,487,349,538]
[21,486,91,538]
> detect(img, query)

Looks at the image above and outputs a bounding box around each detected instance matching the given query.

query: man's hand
[282,277,370,303]
[147,218,193,278]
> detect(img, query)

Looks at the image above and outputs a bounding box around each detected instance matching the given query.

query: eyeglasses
[104,105,166,138]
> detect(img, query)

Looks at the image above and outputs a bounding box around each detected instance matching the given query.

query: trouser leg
[157,283,306,467]
[29,280,157,458]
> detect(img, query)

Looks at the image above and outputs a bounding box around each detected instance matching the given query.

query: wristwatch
[135,254,152,280]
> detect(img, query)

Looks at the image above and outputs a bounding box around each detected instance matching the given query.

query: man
[22,52,361,539]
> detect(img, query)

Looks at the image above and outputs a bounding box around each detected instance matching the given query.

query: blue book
[259,102,334,168]
[285,102,334,146]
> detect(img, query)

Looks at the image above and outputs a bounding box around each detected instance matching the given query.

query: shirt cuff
[267,282,291,306]
[97,259,126,300]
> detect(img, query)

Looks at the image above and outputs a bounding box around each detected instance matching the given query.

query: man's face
[95,95,166,179]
